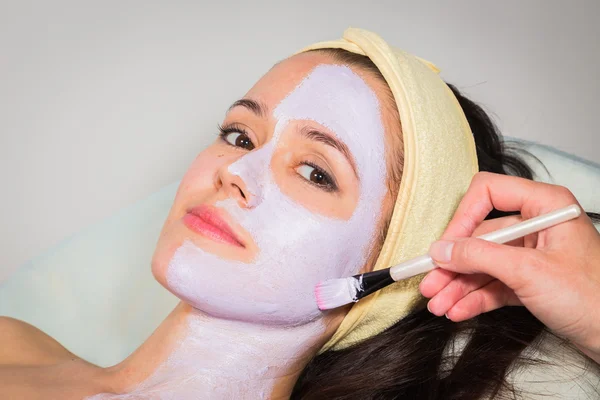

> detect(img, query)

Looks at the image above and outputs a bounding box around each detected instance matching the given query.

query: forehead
[243,51,387,192]
[244,52,380,109]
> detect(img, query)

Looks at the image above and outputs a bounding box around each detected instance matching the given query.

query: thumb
[429,238,539,290]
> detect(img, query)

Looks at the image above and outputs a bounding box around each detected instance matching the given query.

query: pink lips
[183,205,245,248]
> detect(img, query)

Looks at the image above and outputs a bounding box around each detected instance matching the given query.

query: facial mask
[167,64,387,326]
[86,64,389,400]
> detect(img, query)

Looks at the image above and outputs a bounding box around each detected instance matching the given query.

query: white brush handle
[389,204,581,281]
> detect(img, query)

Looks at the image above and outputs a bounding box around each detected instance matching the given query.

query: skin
[5,52,596,399]
[0,51,399,399]
[160,63,389,328]
[421,172,600,364]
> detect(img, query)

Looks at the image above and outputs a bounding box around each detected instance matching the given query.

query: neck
[96,302,325,399]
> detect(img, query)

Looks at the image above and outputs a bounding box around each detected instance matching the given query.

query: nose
[216,163,253,208]
[216,144,273,208]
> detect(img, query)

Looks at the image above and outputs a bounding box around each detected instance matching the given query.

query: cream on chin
[166,64,388,326]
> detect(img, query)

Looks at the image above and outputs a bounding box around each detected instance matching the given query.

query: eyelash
[217,124,338,193]
[217,124,255,150]
[299,161,338,192]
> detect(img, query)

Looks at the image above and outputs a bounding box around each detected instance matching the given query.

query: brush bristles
[314,277,361,310]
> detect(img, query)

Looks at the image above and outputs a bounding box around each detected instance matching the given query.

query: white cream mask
[86,64,389,400]
[167,64,387,326]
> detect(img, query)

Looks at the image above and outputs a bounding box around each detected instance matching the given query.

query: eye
[225,131,254,150]
[218,125,255,151]
[296,163,337,192]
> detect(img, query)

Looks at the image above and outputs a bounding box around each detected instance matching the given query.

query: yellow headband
[300,28,479,351]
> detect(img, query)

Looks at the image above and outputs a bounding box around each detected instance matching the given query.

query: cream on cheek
[166,64,387,326]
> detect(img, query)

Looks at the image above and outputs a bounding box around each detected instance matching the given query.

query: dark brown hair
[290,49,600,399]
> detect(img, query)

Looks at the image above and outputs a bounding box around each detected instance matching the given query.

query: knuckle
[457,212,477,237]
[473,291,488,314]
[471,171,491,187]
[459,239,485,264]
[555,185,576,203]
[447,279,468,300]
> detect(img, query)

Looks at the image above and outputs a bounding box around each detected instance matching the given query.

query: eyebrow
[300,126,359,180]
[228,98,268,118]
[228,98,359,179]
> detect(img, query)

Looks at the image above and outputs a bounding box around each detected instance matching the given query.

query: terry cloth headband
[299,28,479,352]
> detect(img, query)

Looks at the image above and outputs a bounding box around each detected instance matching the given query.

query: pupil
[235,135,253,150]
[311,170,324,184]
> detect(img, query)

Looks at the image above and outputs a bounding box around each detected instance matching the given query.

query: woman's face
[152,52,391,327]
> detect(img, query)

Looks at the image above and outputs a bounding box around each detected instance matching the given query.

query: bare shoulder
[0,317,110,399]
[0,316,77,366]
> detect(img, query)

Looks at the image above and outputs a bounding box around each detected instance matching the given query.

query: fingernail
[429,240,454,263]
[427,301,432,313]
[445,313,450,319]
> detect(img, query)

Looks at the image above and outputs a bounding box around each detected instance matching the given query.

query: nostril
[234,183,246,200]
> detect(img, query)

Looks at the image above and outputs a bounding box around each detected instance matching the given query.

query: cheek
[177,148,224,197]
[152,146,228,286]
[165,148,226,240]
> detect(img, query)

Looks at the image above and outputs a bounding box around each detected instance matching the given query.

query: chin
[150,240,177,289]
[151,256,167,289]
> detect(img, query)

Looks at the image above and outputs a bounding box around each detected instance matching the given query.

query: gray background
[1,0,598,272]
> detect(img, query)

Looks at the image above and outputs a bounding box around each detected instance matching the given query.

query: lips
[183,205,245,248]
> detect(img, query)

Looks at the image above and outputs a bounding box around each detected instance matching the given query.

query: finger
[471,215,533,247]
[429,237,542,291]
[442,172,580,240]
[422,215,531,299]
[446,280,522,322]
[419,268,457,298]
[471,215,522,237]
[421,216,526,299]
[426,273,495,316]
[523,231,539,249]
[471,215,538,248]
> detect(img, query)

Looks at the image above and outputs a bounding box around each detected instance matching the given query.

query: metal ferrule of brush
[354,268,396,301]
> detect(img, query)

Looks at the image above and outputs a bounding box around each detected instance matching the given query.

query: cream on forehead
[273,64,383,184]
[167,64,387,326]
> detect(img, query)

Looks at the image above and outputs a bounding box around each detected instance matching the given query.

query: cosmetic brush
[315,204,582,310]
